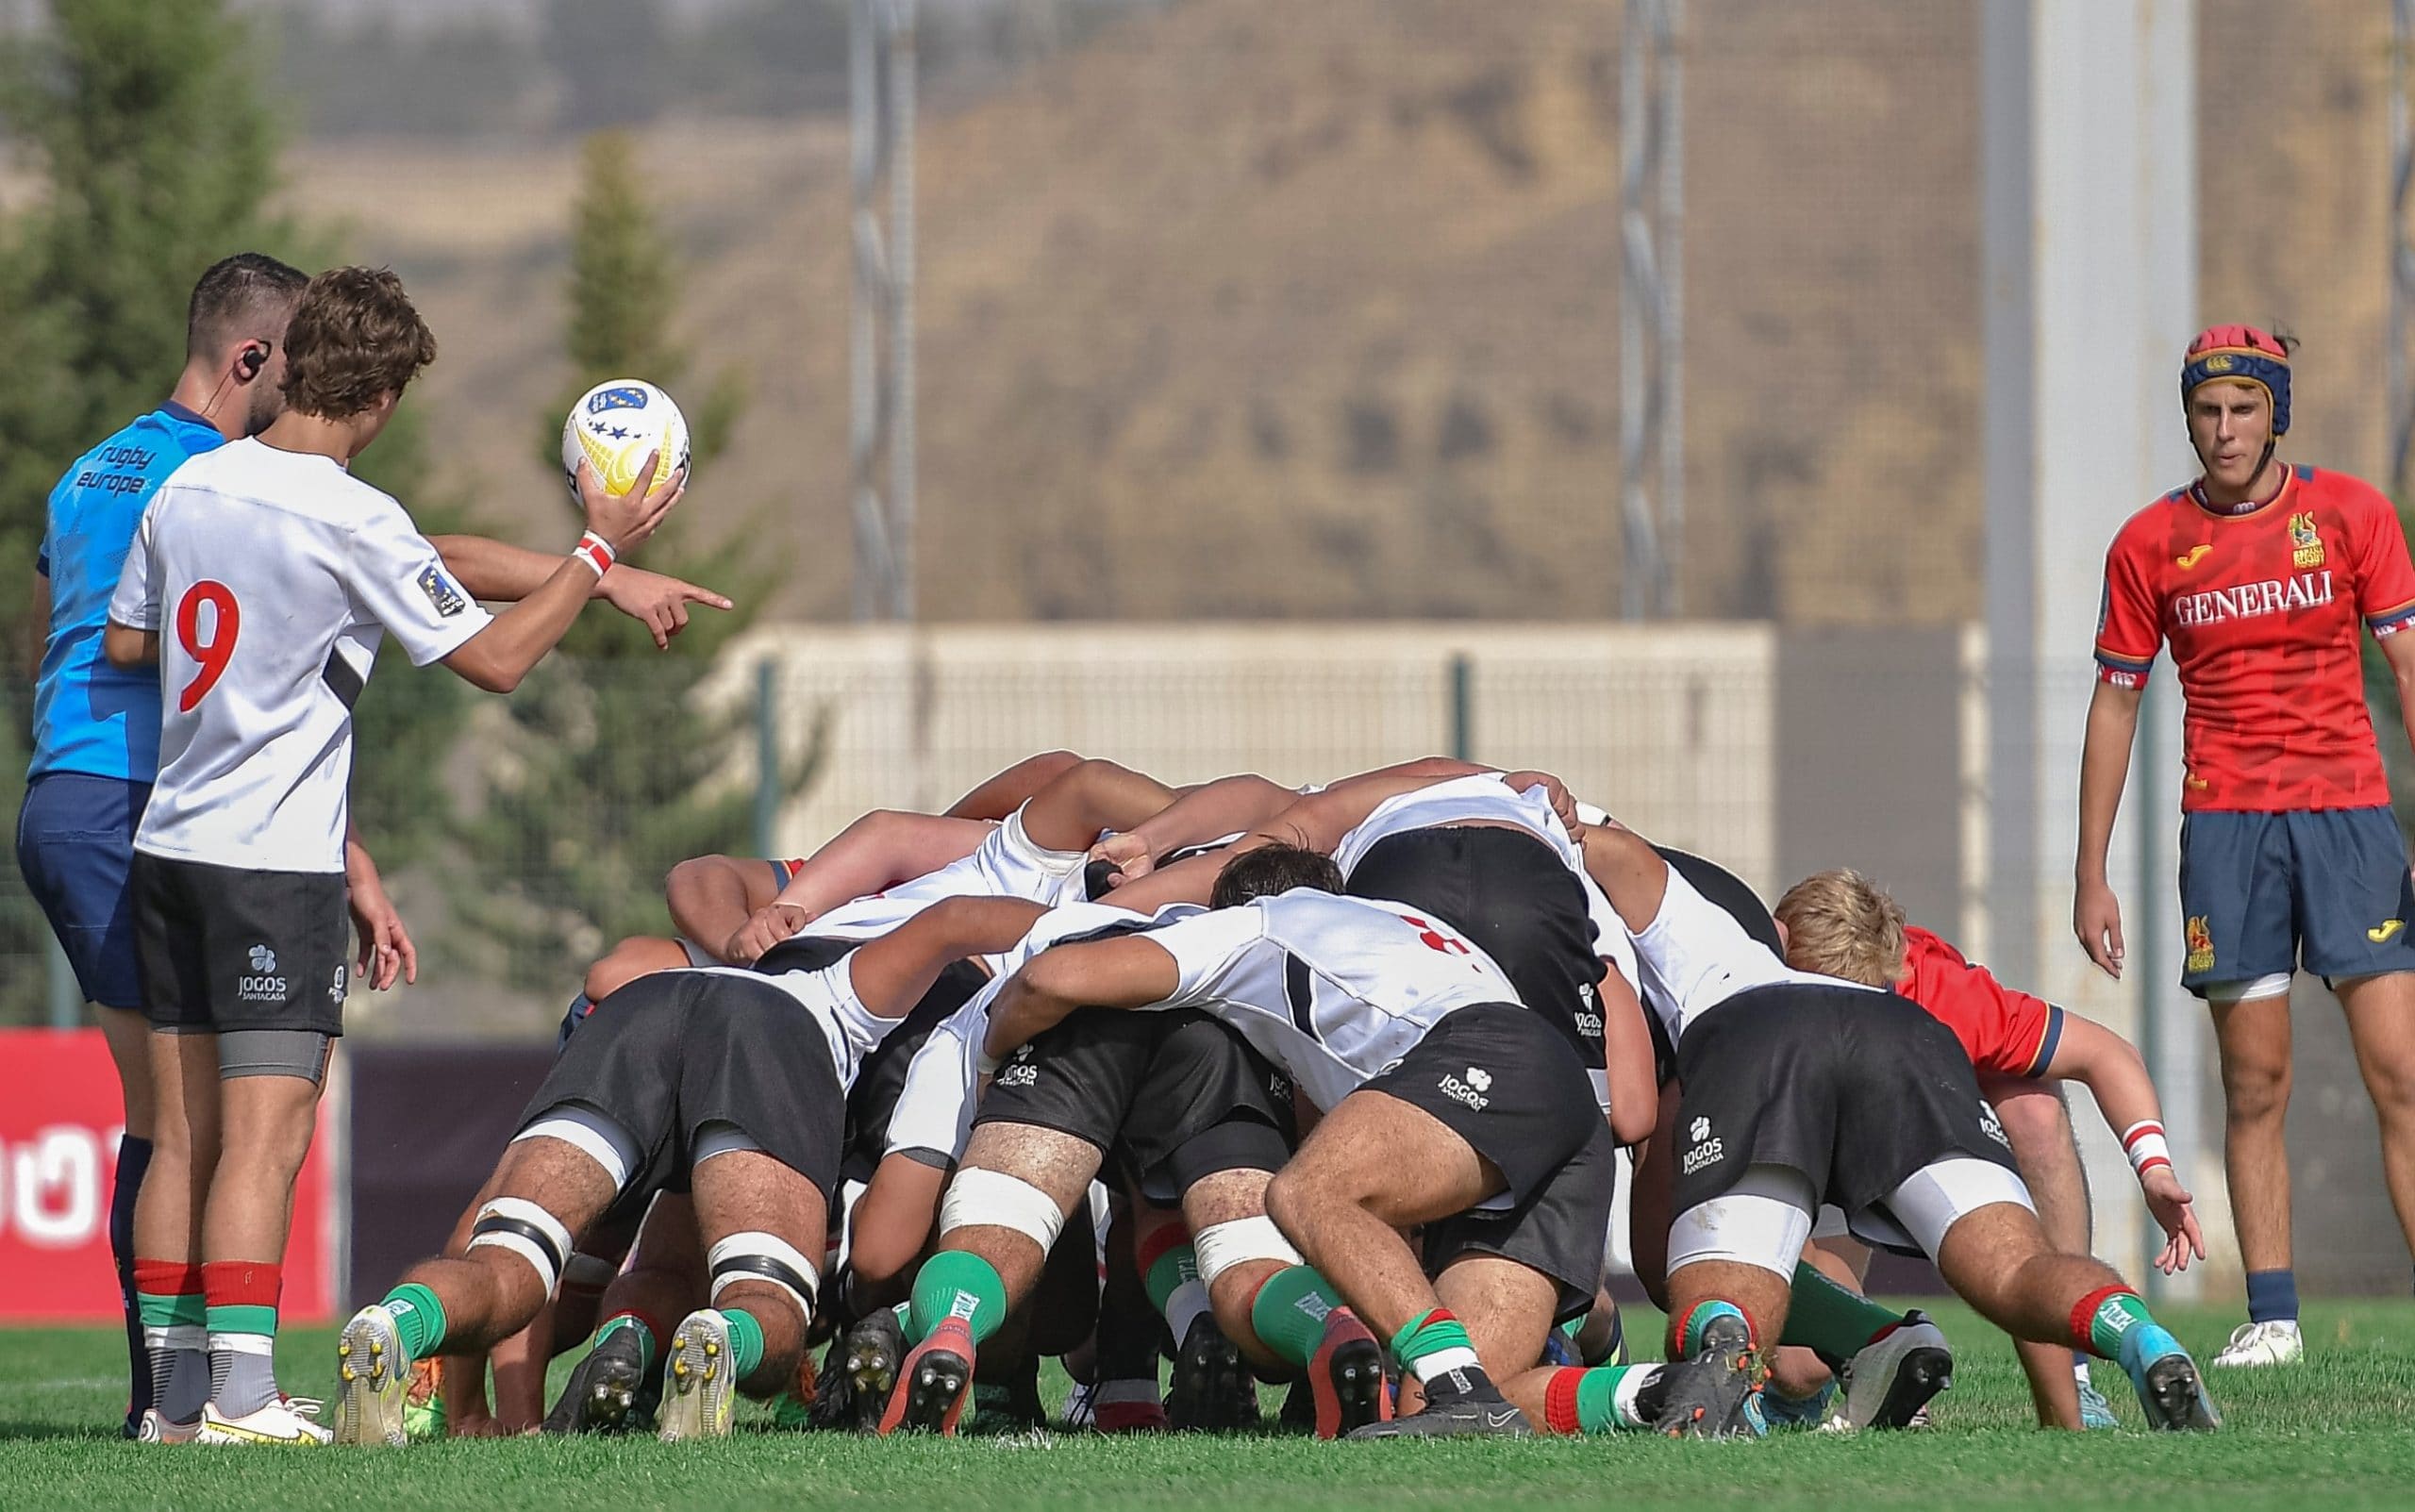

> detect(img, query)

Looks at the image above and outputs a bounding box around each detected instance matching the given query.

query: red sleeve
[2093,526,2162,686]
[2350,483,2415,638]
[1901,927,2059,1078]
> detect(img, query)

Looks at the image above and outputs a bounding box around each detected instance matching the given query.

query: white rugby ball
[560,378,691,501]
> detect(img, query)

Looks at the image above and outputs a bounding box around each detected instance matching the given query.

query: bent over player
[2078,325,2415,1367]
[1581,822,2219,1434]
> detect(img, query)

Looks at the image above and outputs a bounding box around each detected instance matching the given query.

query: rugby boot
[1837,1311,1953,1430]
[333,1304,408,1447]
[658,1310,741,1441]
[1651,1310,1763,1439]
[877,1317,976,1436]
[1306,1307,1391,1439]
[137,1408,201,1445]
[2121,1324,2221,1431]
[2210,1320,2302,1369]
[815,1309,907,1434]
[1169,1314,1260,1432]
[1347,1392,1528,1439]
[542,1324,649,1435]
[972,1352,1049,1434]
[1758,1378,1836,1431]
[196,1397,330,1446]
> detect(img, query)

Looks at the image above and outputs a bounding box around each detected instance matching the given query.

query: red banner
[0,1029,337,1323]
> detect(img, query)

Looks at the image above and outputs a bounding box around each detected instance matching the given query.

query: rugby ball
[560,379,691,500]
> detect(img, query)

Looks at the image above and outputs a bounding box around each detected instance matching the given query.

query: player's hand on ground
[1087,831,1154,886]
[2073,878,2125,979]
[599,564,733,649]
[347,874,418,990]
[724,900,809,965]
[575,449,688,555]
[2141,1165,2206,1274]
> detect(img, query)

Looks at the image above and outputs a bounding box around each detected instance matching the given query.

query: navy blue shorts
[14,772,152,1011]
[2177,806,2415,993]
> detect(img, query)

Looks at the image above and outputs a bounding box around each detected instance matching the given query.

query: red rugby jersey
[2094,466,2415,812]
[1896,925,2060,1078]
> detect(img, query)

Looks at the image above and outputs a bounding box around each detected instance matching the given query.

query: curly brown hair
[278,266,438,421]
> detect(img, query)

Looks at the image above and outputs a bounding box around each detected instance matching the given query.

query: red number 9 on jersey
[174,580,241,712]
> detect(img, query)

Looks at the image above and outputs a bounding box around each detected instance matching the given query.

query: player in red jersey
[1777,870,2202,1428]
[2077,325,2415,1368]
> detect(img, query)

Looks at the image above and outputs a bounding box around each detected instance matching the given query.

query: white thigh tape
[940,1168,1069,1253]
[513,1110,638,1193]
[466,1197,577,1296]
[1192,1215,1303,1286]
[707,1230,822,1318]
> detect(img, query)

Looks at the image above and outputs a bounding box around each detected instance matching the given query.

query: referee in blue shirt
[15,253,308,1437]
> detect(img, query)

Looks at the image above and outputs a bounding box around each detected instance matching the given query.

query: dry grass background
[246,0,2393,625]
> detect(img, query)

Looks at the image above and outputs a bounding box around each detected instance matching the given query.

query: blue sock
[2244,1269,2299,1325]
[2117,1321,2182,1375]
[113,1136,154,1435]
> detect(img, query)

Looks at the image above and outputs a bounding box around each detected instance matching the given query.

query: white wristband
[573,531,617,579]
[2121,1120,2173,1178]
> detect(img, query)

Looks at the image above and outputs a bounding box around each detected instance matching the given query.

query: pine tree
[456,131,801,992]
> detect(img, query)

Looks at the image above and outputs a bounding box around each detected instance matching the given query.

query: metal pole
[2394,0,2415,494]
[848,0,916,623]
[1448,653,1474,764]
[1619,0,1683,620]
[754,658,781,859]
[888,0,918,623]
[1657,0,1685,617]
[849,0,888,623]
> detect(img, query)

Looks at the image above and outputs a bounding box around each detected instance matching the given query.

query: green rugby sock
[383,1283,449,1362]
[2078,1286,2157,1360]
[1391,1307,1491,1400]
[908,1251,1008,1346]
[1542,1363,1661,1433]
[721,1309,767,1379]
[1779,1261,1904,1362]
[1247,1265,1340,1370]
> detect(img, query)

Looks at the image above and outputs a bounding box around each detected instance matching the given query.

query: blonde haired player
[1775,870,2202,1428]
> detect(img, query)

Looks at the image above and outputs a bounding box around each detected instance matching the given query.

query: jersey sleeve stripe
[2022,1005,2064,1079]
[2092,647,2156,674]
[2364,598,2415,630]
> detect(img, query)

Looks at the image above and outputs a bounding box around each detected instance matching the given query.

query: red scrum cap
[2181,324,2290,437]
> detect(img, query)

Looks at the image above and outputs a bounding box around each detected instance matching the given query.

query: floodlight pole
[2393,0,2415,495]
[1620,0,1684,620]
[851,0,918,623]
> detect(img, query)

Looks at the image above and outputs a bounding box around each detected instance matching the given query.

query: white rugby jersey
[1147,889,1521,1110]
[790,805,1089,970]
[1629,863,1877,1043]
[693,960,890,1089]
[109,440,491,872]
[883,899,1199,1160]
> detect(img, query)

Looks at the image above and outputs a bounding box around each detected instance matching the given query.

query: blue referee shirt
[28,402,226,782]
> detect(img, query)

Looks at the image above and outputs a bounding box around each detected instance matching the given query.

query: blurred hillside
[188,2,2413,621]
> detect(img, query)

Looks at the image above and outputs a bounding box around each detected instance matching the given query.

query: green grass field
[5,1300,2415,1510]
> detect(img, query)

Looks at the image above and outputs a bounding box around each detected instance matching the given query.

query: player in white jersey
[954,844,1615,1439]
[530,760,1174,1435]
[1573,820,2221,1435]
[330,890,1051,1446]
[102,267,691,1446]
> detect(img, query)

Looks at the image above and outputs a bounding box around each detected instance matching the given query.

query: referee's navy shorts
[14,772,151,1010]
[2178,806,2415,994]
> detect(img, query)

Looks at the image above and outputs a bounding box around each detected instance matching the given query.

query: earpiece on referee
[235,343,267,382]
